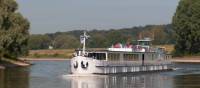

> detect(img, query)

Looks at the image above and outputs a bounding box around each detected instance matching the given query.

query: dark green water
[1,61,200,88]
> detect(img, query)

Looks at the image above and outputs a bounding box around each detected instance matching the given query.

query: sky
[17,0,180,34]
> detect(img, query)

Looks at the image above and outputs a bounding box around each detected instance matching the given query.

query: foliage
[28,35,51,50]
[53,34,80,49]
[0,0,30,59]
[172,0,200,56]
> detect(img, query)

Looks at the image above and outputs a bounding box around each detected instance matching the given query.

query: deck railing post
[142,54,144,66]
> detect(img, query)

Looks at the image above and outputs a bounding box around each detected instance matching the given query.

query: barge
[71,32,172,74]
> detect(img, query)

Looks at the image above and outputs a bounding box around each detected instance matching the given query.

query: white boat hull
[71,56,172,74]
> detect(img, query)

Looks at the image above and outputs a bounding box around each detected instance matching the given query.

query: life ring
[81,61,89,69]
[74,61,78,69]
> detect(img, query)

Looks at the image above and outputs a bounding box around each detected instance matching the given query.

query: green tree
[106,30,125,44]
[54,34,79,49]
[0,0,30,59]
[88,33,107,48]
[172,0,200,55]
[28,35,51,50]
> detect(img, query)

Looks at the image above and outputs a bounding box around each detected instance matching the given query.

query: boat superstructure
[71,32,172,74]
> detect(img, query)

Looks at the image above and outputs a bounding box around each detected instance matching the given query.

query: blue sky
[17,0,180,34]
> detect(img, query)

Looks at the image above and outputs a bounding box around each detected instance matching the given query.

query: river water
[1,60,200,88]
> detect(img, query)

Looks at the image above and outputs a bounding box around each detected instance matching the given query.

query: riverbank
[28,49,74,58]
[172,56,200,63]
[0,58,31,69]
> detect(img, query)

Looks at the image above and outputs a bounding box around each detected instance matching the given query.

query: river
[1,60,200,88]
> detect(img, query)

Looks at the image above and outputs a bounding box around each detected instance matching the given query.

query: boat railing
[94,60,171,67]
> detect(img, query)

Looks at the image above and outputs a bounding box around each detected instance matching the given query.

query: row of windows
[108,53,140,61]
[87,52,160,61]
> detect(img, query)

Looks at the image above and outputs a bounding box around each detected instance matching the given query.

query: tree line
[29,24,175,50]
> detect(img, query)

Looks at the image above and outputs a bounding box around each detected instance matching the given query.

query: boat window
[123,54,139,61]
[108,53,120,61]
[87,53,106,60]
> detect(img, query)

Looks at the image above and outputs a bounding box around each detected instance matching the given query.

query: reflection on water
[173,74,200,88]
[1,61,200,88]
[0,70,4,88]
[67,74,173,88]
[70,76,105,88]
[0,67,29,88]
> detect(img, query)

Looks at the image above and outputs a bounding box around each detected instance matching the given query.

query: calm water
[1,61,200,88]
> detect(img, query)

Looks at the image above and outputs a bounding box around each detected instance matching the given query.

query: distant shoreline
[28,49,74,58]
[171,59,200,63]
[172,56,200,63]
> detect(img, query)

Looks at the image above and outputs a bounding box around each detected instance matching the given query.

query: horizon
[17,0,180,34]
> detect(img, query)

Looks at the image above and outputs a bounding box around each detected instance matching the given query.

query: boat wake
[172,67,183,71]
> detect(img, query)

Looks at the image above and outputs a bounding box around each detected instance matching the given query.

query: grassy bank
[26,45,174,59]
[173,56,200,59]
[171,56,200,63]
[26,49,75,59]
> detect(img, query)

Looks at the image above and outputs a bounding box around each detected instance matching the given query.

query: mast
[83,31,86,55]
[80,31,89,55]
